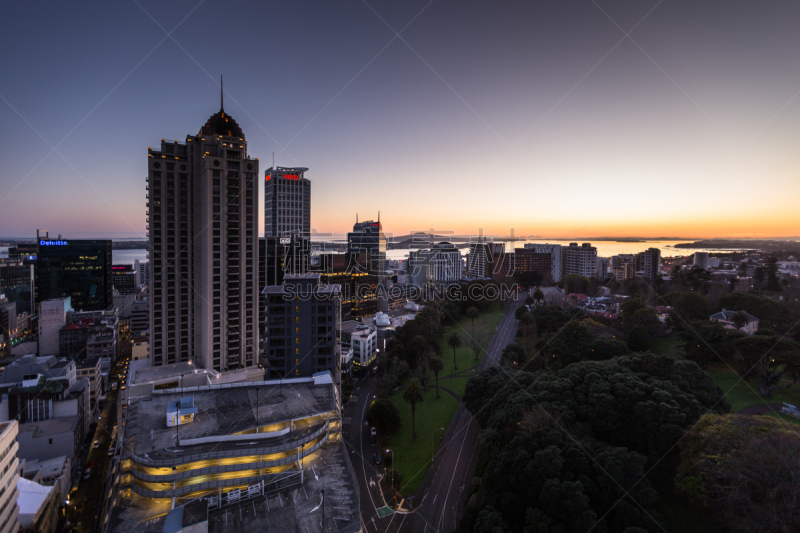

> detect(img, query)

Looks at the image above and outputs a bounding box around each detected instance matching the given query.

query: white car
[370,427,377,437]
[93,441,100,449]
[83,468,91,480]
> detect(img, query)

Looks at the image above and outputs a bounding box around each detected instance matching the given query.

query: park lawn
[385,386,460,496]
[437,375,473,398]
[708,366,800,422]
[438,303,505,376]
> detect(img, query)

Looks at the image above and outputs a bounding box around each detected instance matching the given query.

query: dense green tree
[530,305,581,334]
[533,287,544,303]
[661,291,710,321]
[676,414,800,533]
[719,291,793,333]
[500,343,526,367]
[402,378,425,439]
[734,333,800,396]
[563,274,590,294]
[678,320,742,369]
[366,399,402,439]
[514,305,528,320]
[588,339,629,360]
[458,411,662,533]
[464,353,728,458]
[626,325,649,351]
[620,297,646,318]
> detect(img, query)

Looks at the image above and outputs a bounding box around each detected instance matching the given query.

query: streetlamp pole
[431,427,445,462]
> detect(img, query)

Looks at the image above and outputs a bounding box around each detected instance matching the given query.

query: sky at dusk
[1,0,800,240]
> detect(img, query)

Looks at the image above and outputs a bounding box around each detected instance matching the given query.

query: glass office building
[0,258,35,315]
[37,239,112,311]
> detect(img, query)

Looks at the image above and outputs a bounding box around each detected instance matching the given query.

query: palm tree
[403,378,425,439]
[446,333,462,371]
[428,356,444,399]
[466,307,479,339]
[479,428,502,455]
[731,310,749,331]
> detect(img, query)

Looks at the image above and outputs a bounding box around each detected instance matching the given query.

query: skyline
[2,1,800,239]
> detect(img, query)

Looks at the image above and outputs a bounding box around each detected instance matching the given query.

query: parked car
[93,440,100,449]
[370,427,377,437]
[83,468,91,480]
[373,452,382,465]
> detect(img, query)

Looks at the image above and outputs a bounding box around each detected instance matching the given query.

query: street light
[431,427,445,462]
[385,448,394,472]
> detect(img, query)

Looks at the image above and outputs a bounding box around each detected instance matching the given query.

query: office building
[642,247,661,280]
[0,258,34,315]
[0,297,16,341]
[408,242,462,288]
[129,297,148,335]
[261,274,341,381]
[16,476,58,533]
[615,262,636,281]
[596,257,610,280]
[102,372,360,533]
[315,253,377,318]
[111,264,136,295]
[341,321,377,369]
[694,251,709,269]
[147,92,259,370]
[131,336,149,361]
[466,242,504,278]
[562,243,597,278]
[513,248,555,280]
[134,259,149,288]
[347,219,386,276]
[0,421,20,533]
[36,239,112,312]
[264,166,310,238]
[0,357,91,461]
[259,236,309,326]
[75,358,103,412]
[523,243,562,281]
[38,298,72,356]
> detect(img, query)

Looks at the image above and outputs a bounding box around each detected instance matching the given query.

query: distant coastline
[673,239,800,251]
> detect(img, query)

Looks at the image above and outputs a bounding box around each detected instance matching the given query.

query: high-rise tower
[147,86,259,370]
[264,166,310,238]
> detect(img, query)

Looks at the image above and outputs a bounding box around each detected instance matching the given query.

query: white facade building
[562,243,597,278]
[0,421,20,533]
[38,298,71,356]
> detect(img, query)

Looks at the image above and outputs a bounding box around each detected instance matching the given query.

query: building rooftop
[124,378,337,459]
[18,416,79,438]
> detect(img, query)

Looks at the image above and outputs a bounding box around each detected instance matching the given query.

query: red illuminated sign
[283,174,299,180]
[265,174,270,181]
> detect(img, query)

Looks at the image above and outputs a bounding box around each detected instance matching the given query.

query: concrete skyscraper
[147,86,259,370]
[264,166,310,238]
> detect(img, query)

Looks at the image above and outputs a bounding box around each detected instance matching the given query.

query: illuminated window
[296,358,300,365]
[295,369,300,376]
[295,306,300,312]
[295,348,299,354]
[295,327,300,333]
[295,317,299,323]
[296,338,300,344]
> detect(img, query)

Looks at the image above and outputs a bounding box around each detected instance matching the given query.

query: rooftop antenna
[220,75,224,112]
[356,213,358,224]
[273,152,275,170]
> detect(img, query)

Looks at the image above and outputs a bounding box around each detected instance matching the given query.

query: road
[342,298,520,533]
[410,299,520,533]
